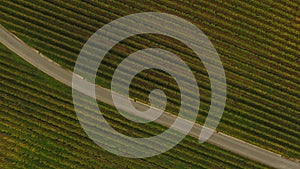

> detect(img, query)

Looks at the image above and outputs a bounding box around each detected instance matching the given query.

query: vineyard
[0,0,299,167]
[0,43,271,168]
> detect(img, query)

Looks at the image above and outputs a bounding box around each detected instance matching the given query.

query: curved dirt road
[0,24,298,169]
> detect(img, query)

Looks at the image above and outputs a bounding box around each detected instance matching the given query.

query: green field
[1,0,299,158]
[0,0,299,167]
[0,43,271,168]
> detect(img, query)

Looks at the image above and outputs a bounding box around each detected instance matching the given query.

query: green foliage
[0,44,269,168]
[0,0,299,164]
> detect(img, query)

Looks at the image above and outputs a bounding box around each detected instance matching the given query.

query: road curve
[0,24,298,169]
